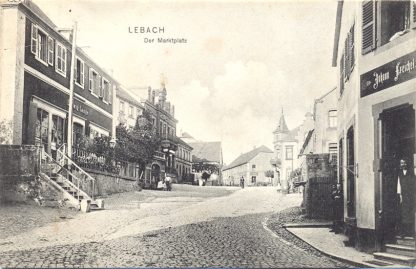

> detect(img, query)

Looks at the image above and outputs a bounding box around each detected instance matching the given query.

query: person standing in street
[396,158,415,237]
[240,176,245,189]
[165,175,172,191]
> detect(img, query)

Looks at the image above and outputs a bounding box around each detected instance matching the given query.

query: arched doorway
[151,163,161,186]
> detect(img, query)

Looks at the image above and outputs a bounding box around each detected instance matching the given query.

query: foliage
[87,110,161,171]
[264,170,274,179]
[0,120,13,144]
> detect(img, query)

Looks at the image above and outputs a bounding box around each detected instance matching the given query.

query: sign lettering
[360,51,416,97]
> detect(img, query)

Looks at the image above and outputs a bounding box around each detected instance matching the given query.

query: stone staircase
[40,151,103,212]
[367,236,415,268]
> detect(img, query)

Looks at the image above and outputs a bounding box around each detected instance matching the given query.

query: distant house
[222,146,274,187]
[272,111,314,191]
[179,132,223,185]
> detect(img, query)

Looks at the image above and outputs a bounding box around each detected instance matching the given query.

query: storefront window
[36,108,49,152]
[73,123,84,147]
[52,115,65,147]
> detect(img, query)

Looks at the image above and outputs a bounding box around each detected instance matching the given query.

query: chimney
[172,105,175,116]
[147,86,151,101]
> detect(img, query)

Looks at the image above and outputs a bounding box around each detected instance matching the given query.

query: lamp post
[59,22,77,158]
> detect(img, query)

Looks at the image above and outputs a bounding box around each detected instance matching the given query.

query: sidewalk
[286,225,376,268]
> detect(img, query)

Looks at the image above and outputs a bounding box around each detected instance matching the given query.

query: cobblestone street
[0,186,351,268]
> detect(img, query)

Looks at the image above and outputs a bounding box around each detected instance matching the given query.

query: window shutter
[349,24,355,71]
[340,54,345,96]
[80,61,84,87]
[31,24,38,55]
[344,36,350,81]
[62,48,67,73]
[89,69,93,91]
[362,0,376,54]
[47,37,54,65]
[411,0,416,29]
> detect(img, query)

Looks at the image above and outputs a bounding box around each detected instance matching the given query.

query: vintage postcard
[0,0,415,268]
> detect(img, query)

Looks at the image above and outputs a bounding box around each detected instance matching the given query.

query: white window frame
[47,36,54,66]
[35,27,49,66]
[55,42,67,77]
[89,68,99,97]
[75,57,85,88]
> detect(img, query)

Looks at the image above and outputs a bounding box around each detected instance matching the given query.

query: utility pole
[67,21,77,158]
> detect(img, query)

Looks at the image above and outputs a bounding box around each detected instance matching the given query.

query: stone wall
[77,169,140,197]
[0,145,41,203]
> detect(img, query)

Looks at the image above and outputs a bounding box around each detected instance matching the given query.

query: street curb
[283,222,332,228]
[284,227,376,269]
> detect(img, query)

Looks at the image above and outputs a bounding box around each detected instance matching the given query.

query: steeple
[275,109,289,133]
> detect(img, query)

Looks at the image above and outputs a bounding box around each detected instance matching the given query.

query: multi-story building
[0,0,115,153]
[140,85,182,185]
[175,138,193,183]
[222,146,274,187]
[299,87,338,160]
[115,87,144,129]
[333,0,416,256]
[272,111,313,191]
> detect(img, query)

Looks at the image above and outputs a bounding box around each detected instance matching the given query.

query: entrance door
[346,126,356,218]
[380,105,415,241]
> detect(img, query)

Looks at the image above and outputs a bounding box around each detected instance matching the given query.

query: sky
[33,0,338,164]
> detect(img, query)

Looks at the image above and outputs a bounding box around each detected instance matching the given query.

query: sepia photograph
[0,0,415,268]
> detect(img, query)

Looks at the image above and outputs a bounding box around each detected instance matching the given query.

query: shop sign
[360,50,416,98]
[73,103,89,116]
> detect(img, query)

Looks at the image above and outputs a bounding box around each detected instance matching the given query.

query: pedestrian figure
[165,175,172,191]
[331,183,343,234]
[240,176,245,189]
[396,159,415,237]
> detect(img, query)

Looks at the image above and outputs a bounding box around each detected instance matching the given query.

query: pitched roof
[299,129,314,155]
[116,87,143,108]
[176,137,193,150]
[274,113,289,133]
[224,145,273,171]
[188,141,222,164]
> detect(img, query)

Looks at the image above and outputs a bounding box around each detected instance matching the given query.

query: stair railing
[56,146,96,201]
[40,150,91,203]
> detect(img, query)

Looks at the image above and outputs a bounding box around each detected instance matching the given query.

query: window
[119,101,125,113]
[128,105,133,118]
[328,110,337,128]
[276,148,281,159]
[75,58,84,88]
[329,143,338,163]
[380,1,411,46]
[343,24,355,82]
[47,37,54,65]
[285,146,293,160]
[52,115,65,147]
[31,24,53,66]
[55,42,67,76]
[102,78,110,103]
[252,164,256,169]
[89,69,99,96]
[35,108,49,152]
[73,123,84,147]
[362,1,416,54]
[251,176,256,183]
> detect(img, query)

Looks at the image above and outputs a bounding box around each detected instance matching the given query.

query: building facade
[333,0,416,252]
[141,85,180,185]
[115,87,144,129]
[175,138,193,183]
[0,0,115,153]
[272,112,314,191]
[222,146,274,187]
